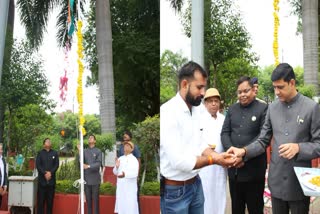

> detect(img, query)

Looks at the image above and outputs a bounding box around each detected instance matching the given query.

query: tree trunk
[302,0,319,95]
[212,64,218,87]
[96,0,116,134]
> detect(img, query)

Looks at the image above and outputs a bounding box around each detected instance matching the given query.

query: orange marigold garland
[77,20,86,136]
[273,0,280,65]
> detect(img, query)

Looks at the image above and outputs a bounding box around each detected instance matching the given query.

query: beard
[186,90,203,106]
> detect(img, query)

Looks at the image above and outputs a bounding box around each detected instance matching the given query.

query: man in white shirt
[160,61,236,214]
[199,88,227,214]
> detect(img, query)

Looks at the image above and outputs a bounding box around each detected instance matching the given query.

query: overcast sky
[161,0,303,67]
[14,6,99,115]
[12,0,303,115]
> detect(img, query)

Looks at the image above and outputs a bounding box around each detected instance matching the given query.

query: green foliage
[133,115,159,182]
[216,58,258,106]
[160,50,188,104]
[182,0,257,86]
[1,40,54,111]
[95,133,115,152]
[34,134,62,155]
[55,180,78,194]
[56,160,80,181]
[9,104,53,154]
[52,112,101,140]
[83,0,160,131]
[100,182,116,195]
[297,84,317,98]
[140,181,160,196]
[8,156,33,176]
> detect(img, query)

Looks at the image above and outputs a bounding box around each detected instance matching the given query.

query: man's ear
[290,79,296,87]
[180,79,188,90]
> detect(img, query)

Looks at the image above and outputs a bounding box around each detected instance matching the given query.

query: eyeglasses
[237,88,252,95]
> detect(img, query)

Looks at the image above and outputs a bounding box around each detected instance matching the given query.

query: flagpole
[76,1,85,214]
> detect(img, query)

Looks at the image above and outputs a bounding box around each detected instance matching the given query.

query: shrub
[55,180,78,194]
[133,115,160,184]
[8,156,33,176]
[140,181,160,196]
[56,160,80,181]
[100,182,116,195]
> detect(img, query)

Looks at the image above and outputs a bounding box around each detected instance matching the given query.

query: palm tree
[302,0,319,94]
[96,0,115,134]
[17,0,115,134]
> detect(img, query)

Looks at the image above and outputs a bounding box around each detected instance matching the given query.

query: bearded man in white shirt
[160,61,237,214]
[199,88,227,214]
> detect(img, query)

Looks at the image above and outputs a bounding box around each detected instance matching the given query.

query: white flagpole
[77,1,85,214]
[79,128,84,214]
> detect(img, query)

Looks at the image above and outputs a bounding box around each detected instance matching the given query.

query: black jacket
[36,149,59,186]
[221,99,268,181]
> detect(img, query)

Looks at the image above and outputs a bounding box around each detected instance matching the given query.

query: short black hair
[89,134,96,140]
[271,63,295,83]
[43,138,50,145]
[123,130,132,139]
[251,77,258,85]
[237,76,253,87]
[178,61,207,87]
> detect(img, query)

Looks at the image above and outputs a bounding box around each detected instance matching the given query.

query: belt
[164,176,197,186]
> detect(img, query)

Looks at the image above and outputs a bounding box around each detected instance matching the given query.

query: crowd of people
[0,61,319,214]
[160,61,320,214]
[34,130,141,214]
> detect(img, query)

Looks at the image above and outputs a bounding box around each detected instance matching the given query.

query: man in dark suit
[221,76,268,214]
[0,144,7,207]
[36,138,59,214]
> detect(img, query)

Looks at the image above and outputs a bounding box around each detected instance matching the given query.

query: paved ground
[225,180,320,214]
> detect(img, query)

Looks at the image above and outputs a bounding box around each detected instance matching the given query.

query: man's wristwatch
[88,165,91,168]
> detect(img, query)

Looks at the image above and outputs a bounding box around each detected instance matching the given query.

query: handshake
[208,146,246,168]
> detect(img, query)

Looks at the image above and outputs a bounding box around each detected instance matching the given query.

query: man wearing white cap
[113,141,139,214]
[199,88,227,214]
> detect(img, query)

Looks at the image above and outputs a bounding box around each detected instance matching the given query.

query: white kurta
[113,153,139,214]
[198,105,227,214]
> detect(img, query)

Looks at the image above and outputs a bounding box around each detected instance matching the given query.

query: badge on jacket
[251,116,256,121]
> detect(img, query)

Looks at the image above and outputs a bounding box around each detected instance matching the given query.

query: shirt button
[288,106,291,109]
[285,132,289,136]
[283,176,287,180]
[242,116,245,119]
[238,134,241,137]
[240,125,243,128]
[286,119,289,123]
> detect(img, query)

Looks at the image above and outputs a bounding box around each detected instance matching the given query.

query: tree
[9,104,53,155]
[84,0,160,137]
[301,0,319,94]
[216,58,258,106]
[96,0,115,134]
[182,0,257,87]
[133,115,160,185]
[160,50,188,104]
[0,40,53,152]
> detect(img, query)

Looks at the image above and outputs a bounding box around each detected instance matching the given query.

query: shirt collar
[175,93,192,114]
[284,92,300,105]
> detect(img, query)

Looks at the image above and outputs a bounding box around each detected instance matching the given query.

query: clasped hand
[226,146,246,167]
[213,152,238,168]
